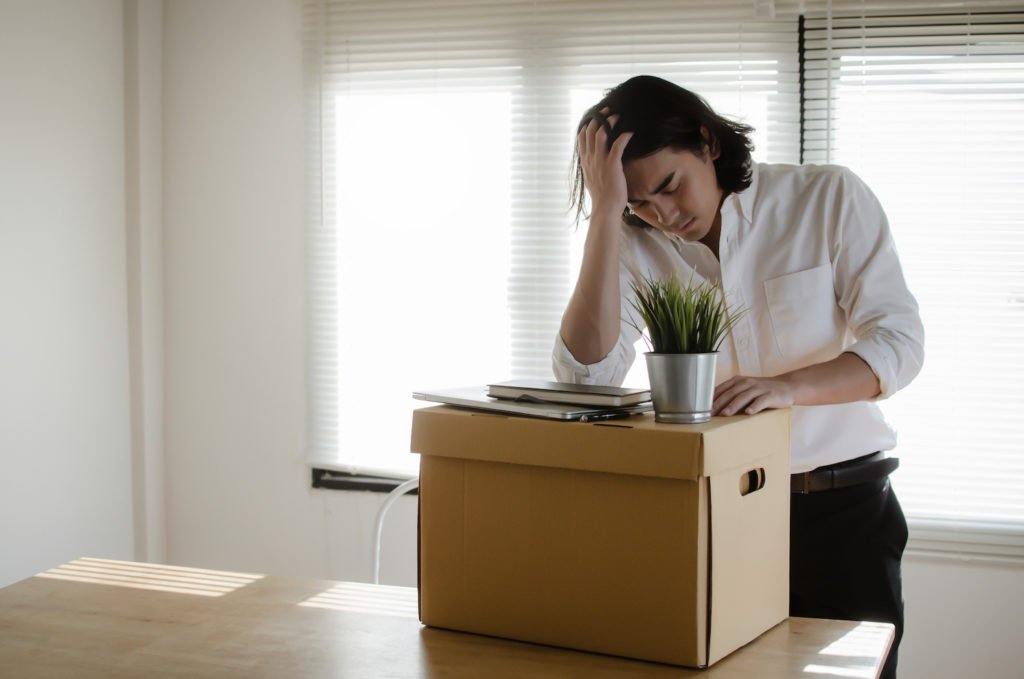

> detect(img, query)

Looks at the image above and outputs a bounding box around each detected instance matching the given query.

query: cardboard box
[410,406,791,668]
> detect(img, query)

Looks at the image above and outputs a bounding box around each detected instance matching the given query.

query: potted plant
[628,273,744,423]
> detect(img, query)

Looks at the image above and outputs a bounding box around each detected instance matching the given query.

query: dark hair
[570,75,754,228]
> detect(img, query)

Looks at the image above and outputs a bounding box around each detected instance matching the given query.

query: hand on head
[576,108,633,220]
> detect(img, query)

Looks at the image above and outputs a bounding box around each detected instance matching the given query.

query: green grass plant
[628,273,745,354]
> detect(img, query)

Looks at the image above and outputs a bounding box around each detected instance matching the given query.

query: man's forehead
[625,170,676,201]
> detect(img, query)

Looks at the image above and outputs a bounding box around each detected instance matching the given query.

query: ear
[700,126,721,161]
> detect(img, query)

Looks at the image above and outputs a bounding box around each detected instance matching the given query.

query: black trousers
[790,476,908,679]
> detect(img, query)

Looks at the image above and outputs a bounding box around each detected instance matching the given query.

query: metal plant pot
[645,352,718,424]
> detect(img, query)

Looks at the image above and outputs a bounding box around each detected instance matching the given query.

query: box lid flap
[410,406,789,481]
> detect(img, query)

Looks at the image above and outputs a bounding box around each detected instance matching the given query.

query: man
[553,75,924,678]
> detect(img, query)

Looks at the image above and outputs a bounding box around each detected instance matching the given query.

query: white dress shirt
[553,163,925,473]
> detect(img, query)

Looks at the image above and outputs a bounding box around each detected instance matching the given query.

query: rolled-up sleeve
[832,168,925,399]
[552,330,636,386]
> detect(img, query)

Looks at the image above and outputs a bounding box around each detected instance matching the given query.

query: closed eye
[628,171,676,207]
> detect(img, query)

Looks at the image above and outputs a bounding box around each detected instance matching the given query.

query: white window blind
[803,1,1024,536]
[305,0,801,477]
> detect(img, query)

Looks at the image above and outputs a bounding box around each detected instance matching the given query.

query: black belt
[791,452,899,494]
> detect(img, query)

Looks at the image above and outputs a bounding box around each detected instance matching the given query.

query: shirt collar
[729,162,758,226]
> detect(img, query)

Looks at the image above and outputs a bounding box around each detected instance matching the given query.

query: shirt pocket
[763,264,842,361]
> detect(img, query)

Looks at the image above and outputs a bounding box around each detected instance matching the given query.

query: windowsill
[311,468,417,493]
[308,454,417,483]
[906,518,1024,563]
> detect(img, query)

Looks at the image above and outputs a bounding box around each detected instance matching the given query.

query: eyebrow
[628,172,675,203]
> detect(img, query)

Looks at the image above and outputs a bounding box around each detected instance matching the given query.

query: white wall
[0,0,135,585]
[161,0,420,586]
[162,0,326,576]
[902,555,1024,679]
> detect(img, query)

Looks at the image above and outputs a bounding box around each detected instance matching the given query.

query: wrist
[590,201,625,224]
[778,371,807,405]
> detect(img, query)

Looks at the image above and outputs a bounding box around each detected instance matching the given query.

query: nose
[652,198,679,227]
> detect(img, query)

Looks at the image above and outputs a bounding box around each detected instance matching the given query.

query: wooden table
[0,558,893,678]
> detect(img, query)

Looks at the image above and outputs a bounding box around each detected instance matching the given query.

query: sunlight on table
[802,620,894,677]
[299,581,418,619]
[36,557,263,597]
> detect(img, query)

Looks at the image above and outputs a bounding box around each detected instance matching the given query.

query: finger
[712,389,736,415]
[714,392,746,416]
[714,378,753,406]
[597,107,618,129]
[608,129,633,161]
[716,386,761,416]
[577,125,590,159]
[713,390,741,416]
[744,394,774,415]
[720,395,756,417]
[584,116,604,156]
[714,376,742,400]
[587,109,616,146]
[580,117,597,149]
[593,118,610,150]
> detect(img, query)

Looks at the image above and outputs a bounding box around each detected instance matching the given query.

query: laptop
[412,386,652,422]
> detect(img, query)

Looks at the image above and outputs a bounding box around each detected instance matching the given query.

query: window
[306,1,1024,550]
[305,0,800,477]
[803,2,1024,540]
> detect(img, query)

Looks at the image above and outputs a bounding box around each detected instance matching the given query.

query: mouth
[671,217,696,236]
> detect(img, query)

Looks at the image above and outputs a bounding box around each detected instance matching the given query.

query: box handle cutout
[739,467,766,496]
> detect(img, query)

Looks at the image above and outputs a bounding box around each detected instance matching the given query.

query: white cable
[372,477,419,585]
